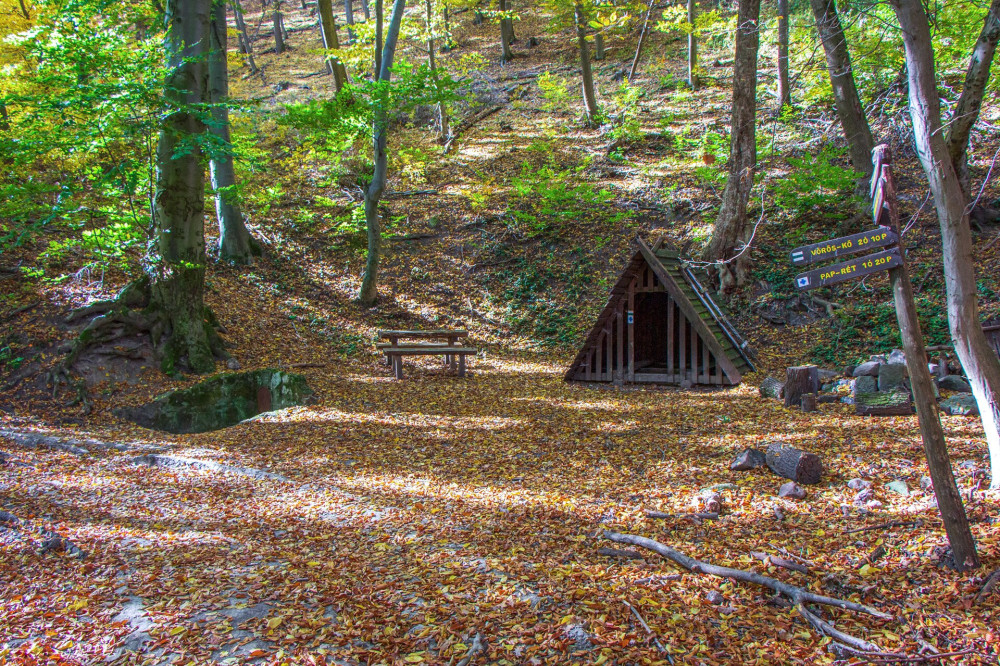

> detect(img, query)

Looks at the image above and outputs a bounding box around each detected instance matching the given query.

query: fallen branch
[443,104,504,154]
[597,546,644,560]
[622,600,668,656]
[861,649,980,663]
[644,510,718,522]
[975,568,1000,603]
[844,520,923,535]
[751,551,809,574]
[455,632,486,666]
[604,531,892,652]
[131,454,290,483]
[383,189,438,198]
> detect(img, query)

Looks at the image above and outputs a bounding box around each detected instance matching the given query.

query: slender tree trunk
[703,0,759,291]
[687,0,697,89]
[629,0,656,80]
[777,0,790,106]
[810,0,873,180]
[0,102,8,131]
[209,0,258,264]
[345,0,356,43]
[425,0,450,142]
[273,0,286,53]
[361,0,371,20]
[499,0,513,63]
[442,2,452,49]
[318,0,348,88]
[151,0,219,374]
[359,0,406,307]
[230,0,258,73]
[892,0,1000,491]
[374,0,383,76]
[575,2,599,123]
[945,0,1000,197]
[593,33,605,60]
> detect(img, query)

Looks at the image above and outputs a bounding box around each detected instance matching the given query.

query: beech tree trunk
[628,0,655,80]
[151,0,218,374]
[776,0,790,106]
[702,0,759,291]
[345,0,356,44]
[499,0,513,64]
[318,0,348,88]
[575,2,599,124]
[230,0,258,73]
[425,0,450,142]
[809,0,873,181]
[593,33,604,61]
[209,0,258,264]
[687,0,697,89]
[361,0,371,20]
[891,0,1000,491]
[273,1,285,53]
[945,0,1000,197]
[359,0,406,306]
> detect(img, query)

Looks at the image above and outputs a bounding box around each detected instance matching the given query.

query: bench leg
[458,353,466,377]
[392,356,404,379]
[449,353,457,371]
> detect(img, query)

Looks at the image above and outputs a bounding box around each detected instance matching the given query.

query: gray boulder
[886,480,909,495]
[878,363,908,392]
[852,376,878,395]
[936,375,971,392]
[853,361,881,377]
[847,478,872,490]
[778,482,807,499]
[887,349,907,365]
[940,394,979,416]
[817,368,840,382]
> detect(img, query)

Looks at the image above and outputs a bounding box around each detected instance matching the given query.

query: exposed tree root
[604,530,892,653]
[131,454,291,483]
[0,429,148,455]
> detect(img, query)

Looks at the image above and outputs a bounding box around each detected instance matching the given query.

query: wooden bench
[376,329,475,379]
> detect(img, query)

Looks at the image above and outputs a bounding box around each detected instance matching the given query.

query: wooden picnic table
[376,329,475,379]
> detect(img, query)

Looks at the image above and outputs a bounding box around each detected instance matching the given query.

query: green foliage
[607,80,644,146]
[537,71,574,113]
[506,156,626,236]
[772,146,862,216]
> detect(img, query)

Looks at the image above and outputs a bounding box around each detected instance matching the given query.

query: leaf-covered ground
[3,1,1000,664]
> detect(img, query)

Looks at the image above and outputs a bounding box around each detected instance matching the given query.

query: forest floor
[2,1,1000,665]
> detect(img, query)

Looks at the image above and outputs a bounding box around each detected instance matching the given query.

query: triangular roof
[566,237,755,383]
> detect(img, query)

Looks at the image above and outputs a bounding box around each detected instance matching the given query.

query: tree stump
[759,376,785,400]
[800,394,818,413]
[784,365,818,409]
[765,441,824,485]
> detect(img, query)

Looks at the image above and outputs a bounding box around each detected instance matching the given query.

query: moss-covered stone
[116,369,313,434]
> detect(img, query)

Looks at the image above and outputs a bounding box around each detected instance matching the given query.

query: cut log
[730,447,766,471]
[800,394,818,412]
[854,390,913,416]
[759,376,785,399]
[784,365,818,409]
[765,441,824,485]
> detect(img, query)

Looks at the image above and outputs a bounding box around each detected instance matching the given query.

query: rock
[936,375,972,392]
[564,624,593,652]
[853,488,875,504]
[705,590,724,605]
[852,376,878,395]
[817,368,840,382]
[878,363,908,391]
[847,478,872,490]
[730,448,767,471]
[843,365,856,377]
[919,476,933,491]
[226,358,241,370]
[855,390,913,416]
[940,394,979,416]
[869,354,888,364]
[866,500,883,510]
[886,480,909,495]
[887,349,907,365]
[778,482,807,499]
[697,491,723,513]
[852,361,881,377]
[115,369,313,434]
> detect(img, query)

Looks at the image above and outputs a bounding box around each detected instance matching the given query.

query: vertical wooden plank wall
[627,278,635,382]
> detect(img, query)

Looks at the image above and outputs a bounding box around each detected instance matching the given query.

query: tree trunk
[784,365,818,409]
[687,0,697,89]
[702,0,759,291]
[345,0,356,44]
[499,0,513,64]
[273,1,285,53]
[318,0,348,88]
[359,0,406,307]
[874,144,980,570]
[759,376,785,399]
[151,0,218,374]
[361,0,371,20]
[892,0,1000,492]
[593,33,604,60]
[425,0,450,142]
[945,0,1000,197]
[0,102,8,131]
[777,0,790,107]
[809,0,873,181]
[575,2,599,123]
[628,0,655,80]
[209,0,258,264]
[765,442,823,485]
[230,0,258,73]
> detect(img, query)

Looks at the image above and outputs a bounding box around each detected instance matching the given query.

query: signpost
[787,143,978,568]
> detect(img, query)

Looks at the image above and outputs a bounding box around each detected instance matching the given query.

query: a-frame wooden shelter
[566,238,756,386]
